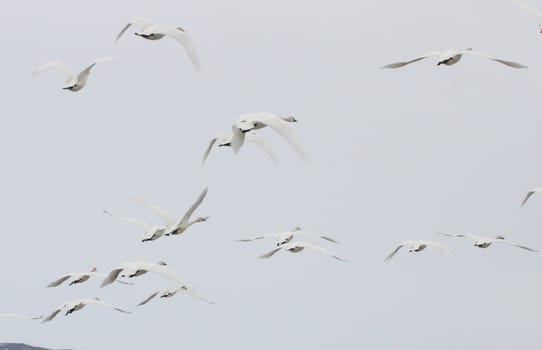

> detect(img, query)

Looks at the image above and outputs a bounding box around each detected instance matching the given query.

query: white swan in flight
[32,57,115,91]
[237,226,340,246]
[115,17,200,70]
[135,187,209,237]
[510,0,542,33]
[0,313,42,320]
[102,209,167,242]
[384,240,453,262]
[42,297,130,323]
[202,131,279,166]
[520,187,542,207]
[258,241,348,262]
[137,285,214,306]
[438,232,538,252]
[101,261,186,287]
[382,48,526,69]
[47,267,133,287]
[231,113,306,161]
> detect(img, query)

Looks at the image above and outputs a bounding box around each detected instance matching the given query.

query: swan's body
[138,285,213,306]
[521,187,542,207]
[382,48,526,69]
[102,209,167,242]
[438,233,538,252]
[258,241,348,262]
[101,261,185,287]
[0,313,42,320]
[238,226,340,246]
[202,131,279,166]
[385,240,453,262]
[510,0,542,33]
[32,57,115,91]
[135,187,209,237]
[115,17,200,70]
[42,297,129,323]
[231,113,306,160]
[47,267,132,287]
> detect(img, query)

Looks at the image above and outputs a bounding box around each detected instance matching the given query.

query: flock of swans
[3,0,542,328]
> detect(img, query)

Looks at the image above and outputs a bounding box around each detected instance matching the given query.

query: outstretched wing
[76,57,116,84]
[258,247,282,259]
[467,50,527,68]
[101,268,123,288]
[32,61,73,83]
[102,209,154,231]
[180,187,208,226]
[384,243,405,262]
[437,232,479,241]
[497,239,539,252]
[137,291,160,306]
[246,133,280,164]
[134,198,177,227]
[115,17,150,44]
[423,241,455,259]
[42,309,62,323]
[46,275,72,288]
[201,138,218,166]
[381,56,431,69]
[300,242,348,262]
[251,113,307,161]
[236,232,279,242]
[510,0,542,21]
[157,27,201,70]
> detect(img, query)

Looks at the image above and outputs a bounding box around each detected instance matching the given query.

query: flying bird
[231,113,306,160]
[382,48,526,69]
[258,241,348,262]
[237,226,340,246]
[520,187,542,207]
[47,267,133,287]
[101,261,186,287]
[438,233,538,252]
[135,187,209,237]
[202,131,279,166]
[384,240,453,262]
[0,313,42,320]
[42,297,129,323]
[510,0,542,33]
[32,57,116,91]
[137,285,214,306]
[115,17,200,70]
[102,209,167,242]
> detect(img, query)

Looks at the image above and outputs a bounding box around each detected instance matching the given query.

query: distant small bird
[520,187,542,207]
[0,313,42,320]
[137,285,214,306]
[258,241,348,262]
[382,48,526,69]
[135,187,209,237]
[384,240,453,262]
[47,267,132,287]
[231,113,306,160]
[102,209,167,242]
[438,232,538,252]
[202,131,279,166]
[115,17,200,70]
[42,297,129,323]
[32,57,116,91]
[510,0,542,33]
[237,226,340,246]
[101,261,186,287]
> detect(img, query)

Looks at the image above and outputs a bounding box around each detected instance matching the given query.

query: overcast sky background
[1,0,542,349]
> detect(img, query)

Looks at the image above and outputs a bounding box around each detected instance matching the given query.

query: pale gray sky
[1,0,542,349]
